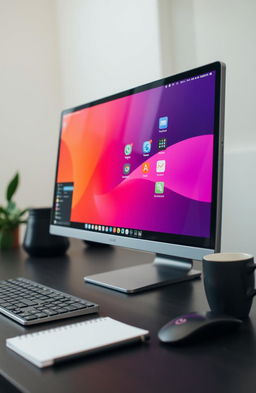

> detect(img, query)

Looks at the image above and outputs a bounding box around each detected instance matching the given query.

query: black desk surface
[0,239,256,393]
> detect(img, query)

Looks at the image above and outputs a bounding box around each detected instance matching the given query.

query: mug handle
[247,262,256,273]
[247,262,256,297]
[247,289,256,298]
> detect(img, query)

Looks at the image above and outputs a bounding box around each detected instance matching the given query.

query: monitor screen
[50,62,225,263]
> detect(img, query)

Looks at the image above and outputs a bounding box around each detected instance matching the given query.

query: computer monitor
[50,61,225,293]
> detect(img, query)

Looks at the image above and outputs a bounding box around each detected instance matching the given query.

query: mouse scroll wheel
[174,317,187,326]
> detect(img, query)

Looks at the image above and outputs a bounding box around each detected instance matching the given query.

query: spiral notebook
[6,317,149,368]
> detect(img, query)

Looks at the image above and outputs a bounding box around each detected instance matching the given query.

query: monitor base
[84,254,201,293]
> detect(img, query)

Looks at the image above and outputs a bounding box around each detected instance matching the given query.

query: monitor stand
[84,254,201,293]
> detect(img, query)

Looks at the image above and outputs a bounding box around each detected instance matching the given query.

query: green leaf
[6,173,19,202]
[7,201,16,213]
[0,206,8,216]
[18,208,28,217]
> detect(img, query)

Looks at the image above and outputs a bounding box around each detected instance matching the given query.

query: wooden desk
[0,239,256,393]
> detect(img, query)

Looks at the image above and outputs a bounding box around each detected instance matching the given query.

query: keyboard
[0,278,99,326]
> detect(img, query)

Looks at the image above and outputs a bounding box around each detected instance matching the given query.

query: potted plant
[0,173,27,249]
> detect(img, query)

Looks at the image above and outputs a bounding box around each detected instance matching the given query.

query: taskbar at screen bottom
[51,220,213,249]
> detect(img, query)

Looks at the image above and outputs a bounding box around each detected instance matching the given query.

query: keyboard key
[35,313,48,318]
[19,312,32,317]
[16,303,27,308]
[42,309,58,316]
[23,315,37,321]
[5,305,17,311]
[22,299,38,306]
[0,302,12,308]
[54,308,69,313]
[71,303,88,309]
[13,309,23,314]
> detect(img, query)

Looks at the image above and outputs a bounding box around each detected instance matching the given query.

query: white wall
[192,0,256,255]
[0,0,61,208]
[55,0,163,108]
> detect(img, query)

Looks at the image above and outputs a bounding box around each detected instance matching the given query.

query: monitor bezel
[50,61,225,260]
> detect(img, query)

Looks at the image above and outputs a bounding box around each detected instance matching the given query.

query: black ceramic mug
[203,253,256,319]
[23,208,69,257]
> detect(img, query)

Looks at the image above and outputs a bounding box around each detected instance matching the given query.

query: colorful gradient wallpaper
[56,72,216,238]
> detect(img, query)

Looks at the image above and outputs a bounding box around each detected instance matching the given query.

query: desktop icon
[117,228,120,234]
[158,138,167,150]
[124,144,133,156]
[155,182,165,194]
[143,140,152,154]
[123,163,131,175]
[113,227,116,233]
[125,229,129,235]
[156,160,166,173]
[138,231,142,237]
[159,116,168,129]
[121,228,125,234]
[142,162,150,174]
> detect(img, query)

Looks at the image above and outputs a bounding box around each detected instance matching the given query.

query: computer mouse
[158,312,242,344]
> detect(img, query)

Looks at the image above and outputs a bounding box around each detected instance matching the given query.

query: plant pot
[0,227,19,249]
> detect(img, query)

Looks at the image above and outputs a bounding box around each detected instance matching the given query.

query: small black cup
[203,253,256,319]
[23,208,69,257]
